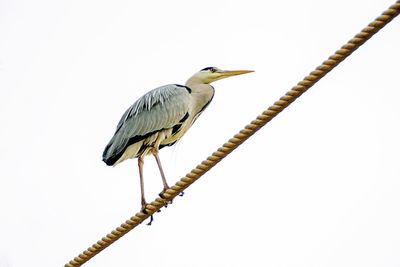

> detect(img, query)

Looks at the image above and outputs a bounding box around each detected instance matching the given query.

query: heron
[102,67,253,211]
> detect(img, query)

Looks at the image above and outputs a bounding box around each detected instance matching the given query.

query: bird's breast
[160,87,214,147]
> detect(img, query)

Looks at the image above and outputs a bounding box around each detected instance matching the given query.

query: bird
[102,67,253,211]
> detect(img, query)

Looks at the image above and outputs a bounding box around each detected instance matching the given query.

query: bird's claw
[146,215,154,226]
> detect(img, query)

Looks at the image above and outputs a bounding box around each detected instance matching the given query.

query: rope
[65,2,400,266]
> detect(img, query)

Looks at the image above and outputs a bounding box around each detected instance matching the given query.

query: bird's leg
[138,157,154,225]
[138,157,147,210]
[152,150,170,198]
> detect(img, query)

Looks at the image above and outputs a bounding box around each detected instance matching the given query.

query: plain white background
[1,0,399,266]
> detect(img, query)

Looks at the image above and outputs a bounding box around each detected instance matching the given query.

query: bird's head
[187,67,254,85]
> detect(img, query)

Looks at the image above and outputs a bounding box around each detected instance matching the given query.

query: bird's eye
[201,67,218,73]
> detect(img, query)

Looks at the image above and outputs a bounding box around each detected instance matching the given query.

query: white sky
[1,0,399,266]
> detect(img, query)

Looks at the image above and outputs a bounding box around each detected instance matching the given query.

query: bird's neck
[185,80,215,112]
[185,78,214,94]
[185,75,206,87]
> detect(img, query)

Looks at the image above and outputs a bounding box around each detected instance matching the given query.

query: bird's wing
[103,84,191,162]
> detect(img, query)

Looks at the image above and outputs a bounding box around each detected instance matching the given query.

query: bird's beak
[218,69,254,79]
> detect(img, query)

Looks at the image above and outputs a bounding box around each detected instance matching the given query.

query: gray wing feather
[103,84,191,161]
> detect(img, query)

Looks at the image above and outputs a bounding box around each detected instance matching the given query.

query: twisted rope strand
[65,2,400,266]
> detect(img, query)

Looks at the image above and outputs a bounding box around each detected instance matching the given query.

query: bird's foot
[158,186,169,197]
[141,203,154,226]
[141,203,149,214]
[159,188,173,207]
[179,191,185,197]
